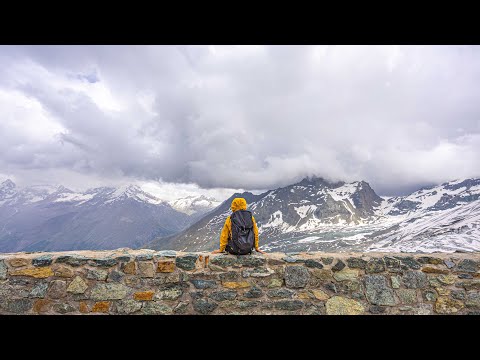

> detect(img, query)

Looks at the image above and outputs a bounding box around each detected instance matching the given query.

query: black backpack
[226,210,255,255]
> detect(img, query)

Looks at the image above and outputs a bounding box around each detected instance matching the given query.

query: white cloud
[0,45,480,197]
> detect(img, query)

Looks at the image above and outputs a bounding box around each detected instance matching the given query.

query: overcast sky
[1,45,479,200]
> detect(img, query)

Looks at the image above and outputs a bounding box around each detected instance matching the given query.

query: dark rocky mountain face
[0,181,192,252]
[148,176,384,252]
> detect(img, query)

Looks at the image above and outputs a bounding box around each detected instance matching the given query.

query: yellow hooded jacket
[219,197,259,251]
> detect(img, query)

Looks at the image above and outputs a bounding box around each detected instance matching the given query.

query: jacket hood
[231,197,247,212]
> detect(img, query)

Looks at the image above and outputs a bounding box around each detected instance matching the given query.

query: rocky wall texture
[0,249,479,315]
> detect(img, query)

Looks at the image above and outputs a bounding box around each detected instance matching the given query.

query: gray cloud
[1,45,480,196]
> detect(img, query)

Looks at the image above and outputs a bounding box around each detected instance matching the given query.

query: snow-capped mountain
[149,176,384,251]
[148,176,480,253]
[169,195,220,216]
[0,180,193,252]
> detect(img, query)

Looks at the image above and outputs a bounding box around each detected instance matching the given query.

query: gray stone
[116,299,143,314]
[190,291,204,299]
[267,288,295,298]
[274,300,304,311]
[417,256,443,265]
[108,270,124,282]
[53,303,76,314]
[369,305,387,314]
[55,255,88,267]
[32,255,53,267]
[210,255,237,267]
[391,276,401,289]
[209,290,237,301]
[384,256,403,271]
[67,276,88,294]
[402,271,428,289]
[137,262,155,278]
[284,266,310,288]
[332,260,345,272]
[87,269,108,281]
[451,290,466,300]
[114,255,132,262]
[48,280,67,299]
[465,292,480,308]
[244,287,263,299]
[155,284,183,300]
[136,254,154,261]
[414,303,433,315]
[333,268,359,282]
[444,259,456,269]
[457,259,479,273]
[325,283,337,293]
[322,257,333,265]
[238,256,266,267]
[366,258,385,273]
[283,256,301,263]
[305,259,324,269]
[142,302,173,315]
[424,290,438,302]
[191,279,217,289]
[176,255,198,270]
[249,267,275,277]
[91,283,129,300]
[173,301,189,314]
[396,289,418,304]
[193,299,218,314]
[236,301,259,309]
[458,274,473,279]
[1,299,33,314]
[267,279,283,288]
[155,250,177,258]
[0,260,6,280]
[219,271,239,281]
[29,282,49,298]
[395,256,421,270]
[90,258,117,267]
[365,275,397,306]
[347,258,367,269]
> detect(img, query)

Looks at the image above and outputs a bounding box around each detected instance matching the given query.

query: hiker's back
[226,209,255,255]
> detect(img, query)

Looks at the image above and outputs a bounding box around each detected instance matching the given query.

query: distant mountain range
[148,176,480,253]
[2,176,480,254]
[0,180,218,252]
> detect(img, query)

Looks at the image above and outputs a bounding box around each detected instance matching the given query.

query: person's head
[231,197,247,212]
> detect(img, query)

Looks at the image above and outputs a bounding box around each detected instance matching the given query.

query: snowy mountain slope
[378,178,480,217]
[0,180,192,252]
[148,177,480,253]
[148,176,384,251]
[364,198,480,253]
[168,195,220,216]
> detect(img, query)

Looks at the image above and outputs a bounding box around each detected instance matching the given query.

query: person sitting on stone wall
[212,197,266,255]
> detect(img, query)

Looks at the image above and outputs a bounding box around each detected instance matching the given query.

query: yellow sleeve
[219,216,231,251]
[252,215,259,250]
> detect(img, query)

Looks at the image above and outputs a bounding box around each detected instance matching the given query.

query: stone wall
[0,249,479,315]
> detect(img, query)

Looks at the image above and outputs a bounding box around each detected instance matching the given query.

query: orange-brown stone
[11,267,54,278]
[123,262,136,275]
[222,281,251,289]
[422,267,449,274]
[79,301,89,313]
[157,261,175,273]
[133,291,155,301]
[92,301,111,313]
[33,299,51,313]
